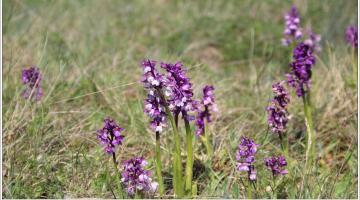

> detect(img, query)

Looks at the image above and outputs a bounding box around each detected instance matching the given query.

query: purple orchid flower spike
[264,155,288,176]
[236,136,259,181]
[121,156,158,195]
[267,81,290,135]
[286,42,315,97]
[282,5,302,46]
[346,25,358,48]
[141,59,168,133]
[195,85,218,136]
[96,118,125,154]
[22,66,43,100]
[160,61,197,120]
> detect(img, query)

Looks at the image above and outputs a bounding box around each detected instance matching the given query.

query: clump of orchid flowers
[96,117,157,198]
[89,4,356,199]
[15,3,355,198]
[140,59,217,197]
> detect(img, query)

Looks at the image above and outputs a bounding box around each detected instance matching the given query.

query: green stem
[271,176,277,199]
[184,117,193,195]
[155,132,164,196]
[175,112,179,128]
[279,132,288,158]
[247,185,253,199]
[135,190,143,199]
[302,92,315,173]
[165,106,184,197]
[246,180,256,199]
[106,164,117,198]
[353,48,358,83]
[157,89,184,197]
[251,181,257,198]
[112,153,124,199]
[203,120,213,161]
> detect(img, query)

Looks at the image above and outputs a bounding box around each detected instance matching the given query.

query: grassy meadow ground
[2,0,358,198]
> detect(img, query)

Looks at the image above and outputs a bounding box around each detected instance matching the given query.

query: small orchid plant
[22,66,43,100]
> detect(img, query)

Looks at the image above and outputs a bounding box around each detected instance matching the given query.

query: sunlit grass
[2,0,357,198]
